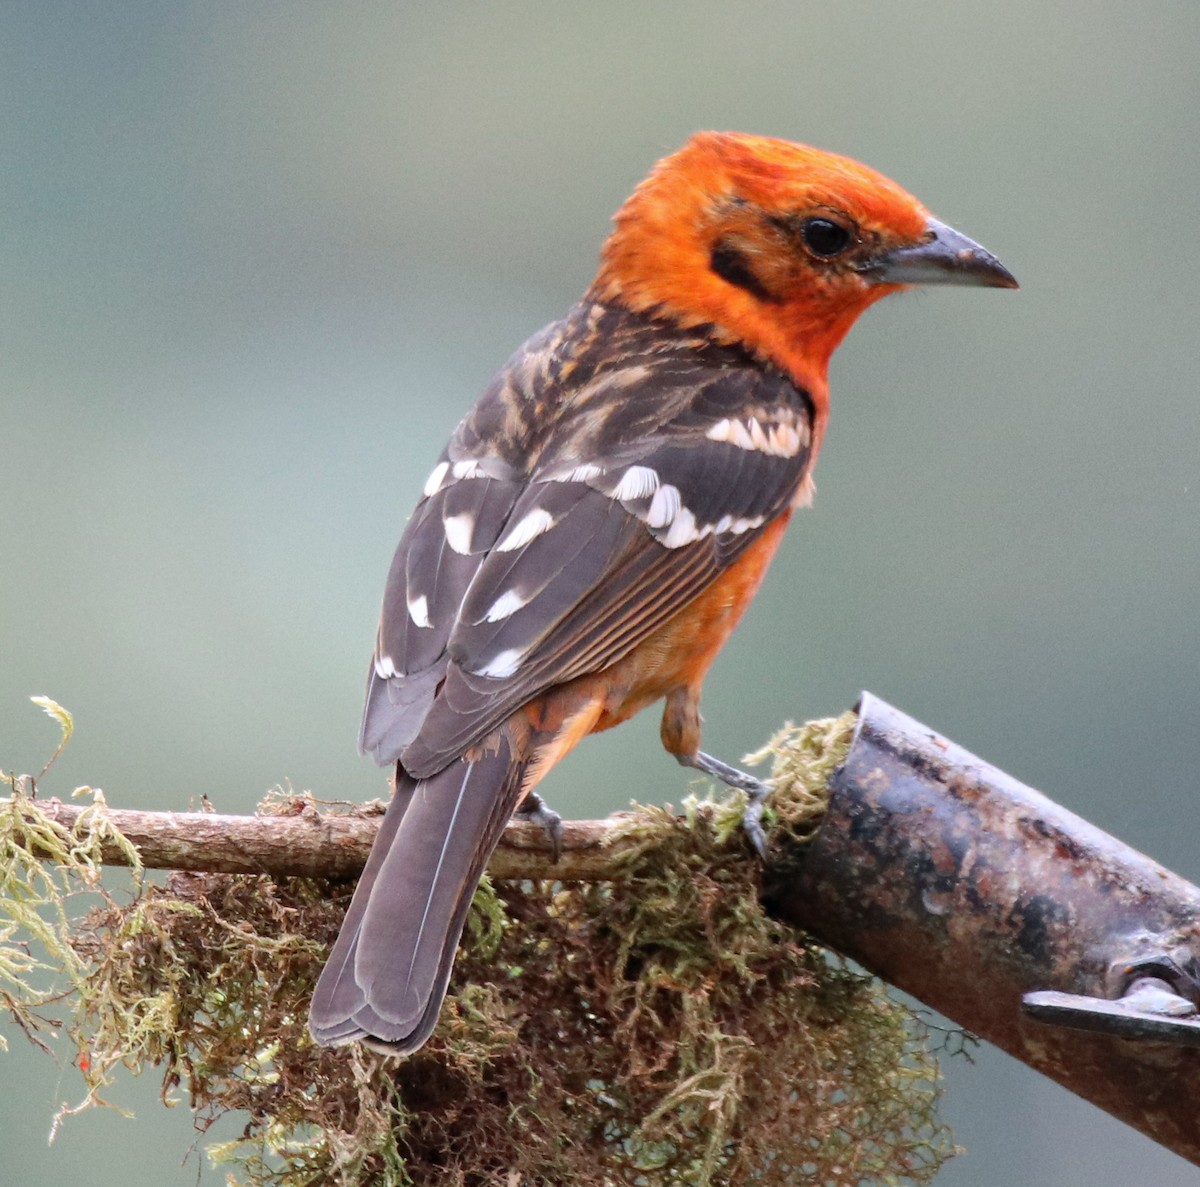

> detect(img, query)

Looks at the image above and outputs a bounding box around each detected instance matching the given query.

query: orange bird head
[593,131,1016,402]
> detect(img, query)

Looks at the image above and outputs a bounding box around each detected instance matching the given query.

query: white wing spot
[612,465,660,501]
[452,459,482,479]
[375,654,398,679]
[706,415,806,457]
[443,512,475,555]
[705,417,756,450]
[714,513,765,535]
[662,505,706,548]
[646,483,681,529]
[407,593,431,629]
[496,507,554,552]
[706,418,732,445]
[423,461,450,497]
[483,588,528,622]
[566,462,605,482]
[475,647,525,679]
[771,423,803,456]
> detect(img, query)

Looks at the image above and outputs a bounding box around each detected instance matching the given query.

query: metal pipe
[763,692,1200,1165]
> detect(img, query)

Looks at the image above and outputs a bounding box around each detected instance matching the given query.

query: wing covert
[362,302,817,773]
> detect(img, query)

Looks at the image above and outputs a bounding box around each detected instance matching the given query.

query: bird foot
[682,750,772,858]
[515,791,563,862]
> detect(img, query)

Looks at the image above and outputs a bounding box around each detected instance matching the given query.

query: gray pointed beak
[859,217,1018,290]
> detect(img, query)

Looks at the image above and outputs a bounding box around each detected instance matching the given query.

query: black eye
[801,216,853,258]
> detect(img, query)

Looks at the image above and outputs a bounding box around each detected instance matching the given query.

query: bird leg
[662,690,772,857]
[514,791,563,862]
[677,750,772,858]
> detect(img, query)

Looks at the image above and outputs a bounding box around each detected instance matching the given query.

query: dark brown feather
[361,300,814,773]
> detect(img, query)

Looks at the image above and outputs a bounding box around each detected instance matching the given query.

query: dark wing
[359,452,525,763]
[362,348,815,776]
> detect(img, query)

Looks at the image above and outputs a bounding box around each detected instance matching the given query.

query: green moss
[4,712,956,1185]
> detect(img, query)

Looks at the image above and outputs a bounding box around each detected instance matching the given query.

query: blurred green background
[3,3,1198,1184]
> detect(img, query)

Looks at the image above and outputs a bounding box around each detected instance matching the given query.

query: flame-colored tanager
[309,132,1017,1053]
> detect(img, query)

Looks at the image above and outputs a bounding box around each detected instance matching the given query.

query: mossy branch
[2,713,848,885]
[7,797,637,882]
[3,710,959,1187]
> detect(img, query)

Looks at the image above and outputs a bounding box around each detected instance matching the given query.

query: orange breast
[507,509,794,791]
[592,509,793,731]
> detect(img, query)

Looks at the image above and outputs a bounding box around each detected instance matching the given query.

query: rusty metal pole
[763,692,1200,1165]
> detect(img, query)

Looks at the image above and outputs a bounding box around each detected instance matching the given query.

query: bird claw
[740,782,771,860]
[683,750,772,858]
[516,791,563,863]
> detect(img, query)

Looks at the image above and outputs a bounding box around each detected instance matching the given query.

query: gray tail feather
[308,741,524,1054]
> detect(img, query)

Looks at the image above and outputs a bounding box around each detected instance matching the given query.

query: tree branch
[10,692,1200,1167]
[23,797,628,882]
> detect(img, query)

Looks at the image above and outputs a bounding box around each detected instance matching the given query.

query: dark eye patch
[709,237,780,302]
